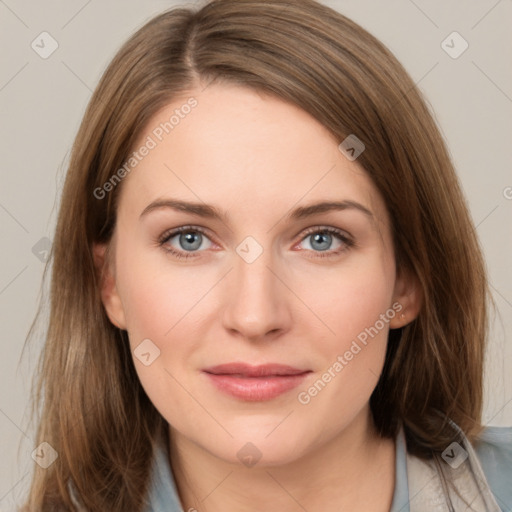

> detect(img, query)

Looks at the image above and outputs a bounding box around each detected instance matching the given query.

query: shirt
[144,425,512,511]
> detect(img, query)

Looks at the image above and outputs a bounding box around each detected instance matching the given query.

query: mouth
[202,363,312,401]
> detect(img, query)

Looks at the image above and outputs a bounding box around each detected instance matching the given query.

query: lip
[203,363,311,401]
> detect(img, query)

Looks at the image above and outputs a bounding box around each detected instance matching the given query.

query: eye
[158,226,214,259]
[158,225,354,260]
[296,227,354,258]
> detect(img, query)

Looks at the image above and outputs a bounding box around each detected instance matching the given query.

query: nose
[221,246,292,342]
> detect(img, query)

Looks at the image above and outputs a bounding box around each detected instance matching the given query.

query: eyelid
[157,225,219,261]
[292,225,354,255]
[297,225,352,241]
[158,225,216,245]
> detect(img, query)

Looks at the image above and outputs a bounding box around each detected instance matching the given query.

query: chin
[214,427,314,468]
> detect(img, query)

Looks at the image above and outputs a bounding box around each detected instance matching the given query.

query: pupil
[312,233,331,251]
[181,232,201,251]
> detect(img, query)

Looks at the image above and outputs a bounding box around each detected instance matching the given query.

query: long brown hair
[23,0,490,509]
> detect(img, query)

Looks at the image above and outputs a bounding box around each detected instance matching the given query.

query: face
[96,83,419,466]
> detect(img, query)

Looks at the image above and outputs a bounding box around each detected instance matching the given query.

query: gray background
[1,0,511,509]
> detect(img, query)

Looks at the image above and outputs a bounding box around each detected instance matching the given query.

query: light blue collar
[145,427,411,512]
[144,423,509,511]
[144,439,183,512]
[390,426,410,511]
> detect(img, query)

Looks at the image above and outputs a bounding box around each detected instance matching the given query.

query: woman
[23,0,511,510]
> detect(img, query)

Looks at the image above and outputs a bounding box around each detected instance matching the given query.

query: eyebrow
[139,198,373,223]
[288,200,373,220]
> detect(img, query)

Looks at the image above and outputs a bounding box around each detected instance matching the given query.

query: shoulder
[473,425,512,511]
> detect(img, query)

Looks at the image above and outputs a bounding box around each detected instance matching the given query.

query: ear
[92,242,127,330]
[389,265,423,329]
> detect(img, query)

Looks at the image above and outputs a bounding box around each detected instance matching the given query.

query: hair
[23,0,491,510]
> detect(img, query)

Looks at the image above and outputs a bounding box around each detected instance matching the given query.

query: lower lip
[204,373,310,401]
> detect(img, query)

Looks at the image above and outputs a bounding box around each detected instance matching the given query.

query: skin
[95,83,422,511]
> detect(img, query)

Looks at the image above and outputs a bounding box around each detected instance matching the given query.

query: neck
[169,407,396,512]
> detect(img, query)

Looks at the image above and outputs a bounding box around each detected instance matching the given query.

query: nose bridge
[222,240,290,339]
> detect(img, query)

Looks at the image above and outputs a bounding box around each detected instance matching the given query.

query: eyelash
[157,225,355,260]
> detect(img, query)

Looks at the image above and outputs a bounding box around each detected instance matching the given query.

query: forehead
[117,83,389,228]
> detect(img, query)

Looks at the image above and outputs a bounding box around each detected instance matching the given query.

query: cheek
[297,253,395,354]
[115,245,209,344]
[113,243,215,409]
[291,253,395,414]
[114,254,205,424]
[292,254,396,422]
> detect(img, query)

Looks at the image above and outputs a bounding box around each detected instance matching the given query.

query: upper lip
[203,363,310,377]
